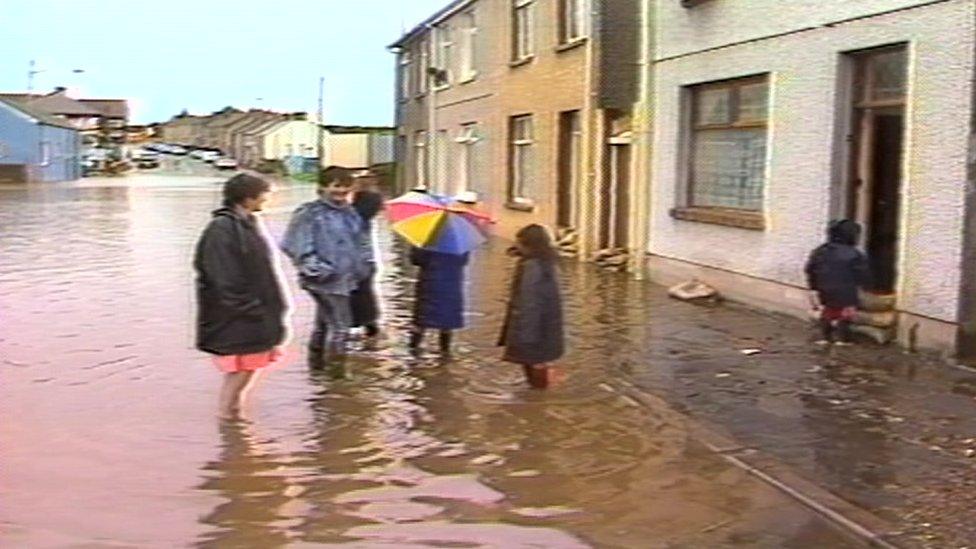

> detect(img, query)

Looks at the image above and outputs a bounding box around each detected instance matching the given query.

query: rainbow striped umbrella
[386,190,494,255]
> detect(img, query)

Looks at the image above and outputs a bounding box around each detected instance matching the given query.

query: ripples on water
[0,176,859,548]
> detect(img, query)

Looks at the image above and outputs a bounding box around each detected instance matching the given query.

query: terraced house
[391,0,642,254]
[644,0,976,355]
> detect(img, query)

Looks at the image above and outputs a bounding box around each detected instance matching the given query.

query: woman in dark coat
[499,224,564,388]
[350,171,384,340]
[194,174,288,418]
[409,247,469,355]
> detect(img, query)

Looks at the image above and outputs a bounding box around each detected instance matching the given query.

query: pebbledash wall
[647,0,976,352]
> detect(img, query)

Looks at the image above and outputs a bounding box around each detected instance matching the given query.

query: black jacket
[499,257,564,365]
[194,207,287,355]
[804,220,871,308]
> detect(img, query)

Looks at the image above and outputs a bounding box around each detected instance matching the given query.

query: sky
[0,0,448,125]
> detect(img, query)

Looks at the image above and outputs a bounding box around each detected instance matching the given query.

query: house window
[687,75,769,212]
[433,26,453,87]
[509,115,535,204]
[414,130,428,188]
[559,0,586,44]
[512,0,535,62]
[40,141,52,166]
[418,38,430,94]
[434,129,450,193]
[456,123,480,195]
[400,51,413,99]
[459,12,478,82]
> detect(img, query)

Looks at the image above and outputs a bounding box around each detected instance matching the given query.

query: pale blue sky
[0,0,448,124]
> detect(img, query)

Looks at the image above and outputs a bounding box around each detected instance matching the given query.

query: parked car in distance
[133,150,161,169]
[202,151,221,163]
[214,157,238,170]
[170,146,188,156]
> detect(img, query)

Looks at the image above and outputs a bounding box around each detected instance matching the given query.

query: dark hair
[319,166,354,187]
[828,219,861,246]
[222,173,271,207]
[516,224,559,262]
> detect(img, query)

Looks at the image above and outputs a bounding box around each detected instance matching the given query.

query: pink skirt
[213,348,282,373]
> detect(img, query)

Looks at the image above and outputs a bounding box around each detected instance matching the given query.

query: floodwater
[0,173,864,548]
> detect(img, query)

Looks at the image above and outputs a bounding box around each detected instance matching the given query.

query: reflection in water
[1,177,861,548]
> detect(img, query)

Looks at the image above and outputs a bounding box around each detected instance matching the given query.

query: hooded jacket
[498,256,565,365]
[804,220,871,308]
[194,207,287,355]
[280,198,372,296]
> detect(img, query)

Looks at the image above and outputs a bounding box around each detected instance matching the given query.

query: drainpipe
[628,0,655,279]
[426,25,437,193]
[578,2,599,260]
[954,27,976,360]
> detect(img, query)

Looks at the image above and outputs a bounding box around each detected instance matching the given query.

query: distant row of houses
[0,88,130,182]
[392,0,976,357]
[157,109,394,170]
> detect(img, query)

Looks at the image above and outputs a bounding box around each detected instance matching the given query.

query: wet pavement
[5,168,975,548]
[0,171,871,548]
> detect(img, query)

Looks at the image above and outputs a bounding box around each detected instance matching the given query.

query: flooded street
[0,173,864,548]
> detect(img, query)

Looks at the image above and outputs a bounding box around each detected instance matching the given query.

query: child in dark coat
[499,224,565,388]
[804,219,871,345]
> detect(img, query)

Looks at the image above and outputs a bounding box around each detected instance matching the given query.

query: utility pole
[317,76,325,183]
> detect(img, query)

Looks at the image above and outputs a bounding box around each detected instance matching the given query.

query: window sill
[670,207,765,231]
[555,38,587,53]
[458,72,478,84]
[505,200,535,212]
[509,56,535,69]
[433,84,451,92]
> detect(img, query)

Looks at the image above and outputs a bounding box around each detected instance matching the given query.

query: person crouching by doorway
[499,224,565,389]
[804,219,871,346]
[350,169,384,345]
[281,166,373,369]
[194,174,289,419]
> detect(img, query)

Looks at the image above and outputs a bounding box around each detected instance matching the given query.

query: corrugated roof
[0,97,79,130]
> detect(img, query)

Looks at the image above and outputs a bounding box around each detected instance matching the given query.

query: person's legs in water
[835,319,854,346]
[409,327,425,355]
[439,330,453,355]
[364,323,380,338]
[311,292,352,368]
[522,364,551,389]
[818,316,834,345]
[308,293,328,367]
[219,370,257,418]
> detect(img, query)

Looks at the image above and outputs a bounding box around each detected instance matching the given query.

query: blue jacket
[281,198,372,296]
[411,248,468,330]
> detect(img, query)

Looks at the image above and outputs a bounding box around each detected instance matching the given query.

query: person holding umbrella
[385,190,489,356]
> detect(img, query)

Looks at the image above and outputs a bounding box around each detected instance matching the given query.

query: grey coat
[499,257,564,365]
[280,198,373,296]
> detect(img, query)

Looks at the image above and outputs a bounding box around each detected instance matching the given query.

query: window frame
[456,122,480,195]
[458,12,478,83]
[558,0,587,45]
[511,0,535,63]
[508,114,535,208]
[433,25,454,89]
[399,51,413,100]
[680,74,770,225]
[414,130,429,188]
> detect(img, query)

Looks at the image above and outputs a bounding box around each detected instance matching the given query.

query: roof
[389,0,474,49]
[79,99,128,119]
[0,97,79,130]
[322,125,395,135]
[244,119,288,136]
[205,111,250,128]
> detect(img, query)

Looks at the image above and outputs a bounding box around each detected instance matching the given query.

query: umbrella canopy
[386,190,494,255]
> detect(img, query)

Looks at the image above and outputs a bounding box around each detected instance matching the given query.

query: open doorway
[847,45,907,294]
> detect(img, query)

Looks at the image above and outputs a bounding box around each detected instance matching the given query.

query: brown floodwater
[0,173,865,548]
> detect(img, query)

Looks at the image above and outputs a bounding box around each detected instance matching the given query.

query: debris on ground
[668,279,719,303]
